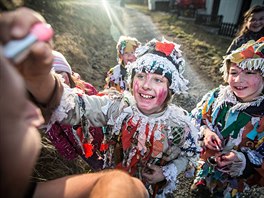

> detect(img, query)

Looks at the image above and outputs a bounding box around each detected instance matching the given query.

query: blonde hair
[116,36,140,64]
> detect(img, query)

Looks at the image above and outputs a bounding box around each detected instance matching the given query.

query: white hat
[52,50,72,74]
[126,38,188,94]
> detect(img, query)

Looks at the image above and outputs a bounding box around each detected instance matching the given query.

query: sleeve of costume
[48,82,120,129]
[240,144,264,178]
[190,88,219,140]
[28,74,64,124]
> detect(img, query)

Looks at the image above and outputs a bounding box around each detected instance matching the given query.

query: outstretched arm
[35,170,148,198]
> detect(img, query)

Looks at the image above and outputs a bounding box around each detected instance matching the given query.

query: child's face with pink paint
[121,51,136,65]
[132,72,169,115]
[228,64,264,102]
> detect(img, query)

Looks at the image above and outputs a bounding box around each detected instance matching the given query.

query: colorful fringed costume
[43,39,200,197]
[105,36,140,92]
[191,38,264,197]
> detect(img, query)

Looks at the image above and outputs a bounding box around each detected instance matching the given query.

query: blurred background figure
[104,35,140,92]
[226,5,264,54]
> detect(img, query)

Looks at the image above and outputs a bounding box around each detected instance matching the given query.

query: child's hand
[203,128,222,151]
[142,163,165,184]
[162,146,181,162]
[215,151,238,167]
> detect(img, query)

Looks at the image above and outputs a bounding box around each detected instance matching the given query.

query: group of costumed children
[37,36,263,198]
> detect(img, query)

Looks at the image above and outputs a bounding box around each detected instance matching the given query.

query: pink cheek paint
[3,23,53,63]
[156,89,168,105]
[133,80,140,93]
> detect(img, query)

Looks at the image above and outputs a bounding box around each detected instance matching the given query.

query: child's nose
[142,78,152,90]
[128,55,136,61]
[234,72,245,82]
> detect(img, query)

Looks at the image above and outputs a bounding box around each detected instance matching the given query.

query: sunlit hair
[237,5,264,37]
[116,36,141,64]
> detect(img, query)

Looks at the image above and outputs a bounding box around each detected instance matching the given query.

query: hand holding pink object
[3,23,53,63]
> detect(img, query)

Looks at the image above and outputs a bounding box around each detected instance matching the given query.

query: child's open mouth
[139,93,154,99]
[234,86,247,90]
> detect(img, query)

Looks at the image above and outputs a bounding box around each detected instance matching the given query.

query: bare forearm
[35,170,148,198]
[26,73,56,104]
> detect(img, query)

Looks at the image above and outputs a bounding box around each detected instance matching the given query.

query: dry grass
[32,134,91,182]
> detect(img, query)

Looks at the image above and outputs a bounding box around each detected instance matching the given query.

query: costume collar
[213,85,264,113]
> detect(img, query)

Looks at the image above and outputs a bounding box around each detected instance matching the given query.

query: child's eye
[136,74,145,79]
[245,71,258,75]
[124,52,135,56]
[230,71,238,76]
[154,78,163,83]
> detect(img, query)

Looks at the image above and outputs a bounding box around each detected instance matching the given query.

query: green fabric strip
[221,112,251,138]
[215,105,229,128]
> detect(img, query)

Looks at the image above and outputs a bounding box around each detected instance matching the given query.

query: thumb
[146,163,155,170]
[147,163,160,171]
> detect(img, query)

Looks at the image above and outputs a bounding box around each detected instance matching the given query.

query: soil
[14,0,253,197]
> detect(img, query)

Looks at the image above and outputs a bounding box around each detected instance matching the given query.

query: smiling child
[191,38,264,198]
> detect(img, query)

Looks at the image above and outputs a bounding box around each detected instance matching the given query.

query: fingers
[16,42,53,77]
[215,152,236,167]
[162,146,181,161]
[204,133,222,151]
[30,42,53,64]
[0,7,46,43]
[0,7,51,66]
[147,163,159,171]
[142,164,165,184]
[212,138,222,151]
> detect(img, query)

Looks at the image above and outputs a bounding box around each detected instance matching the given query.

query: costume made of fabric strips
[47,86,199,197]
[191,37,264,197]
[191,85,264,197]
[42,38,199,197]
[104,63,128,92]
[104,36,140,92]
[45,74,104,171]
